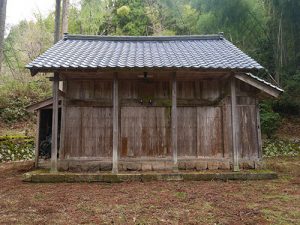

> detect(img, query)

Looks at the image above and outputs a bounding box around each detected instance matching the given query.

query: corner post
[171,72,178,170]
[230,77,239,171]
[51,73,59,173]
[112,73,119,173]
[256,99,263,158]
[35,110,40,168]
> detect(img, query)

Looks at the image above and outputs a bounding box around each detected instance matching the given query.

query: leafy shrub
[263,139,300,157]
[273,94,300,116]
[0,76,51,123]
[0,135,35,162]
[260,101,281,138]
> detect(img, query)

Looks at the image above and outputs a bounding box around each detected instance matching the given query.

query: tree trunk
[60,0,69,39]
[275,11,283,84]
[54,0,61,43]
[0,0,7,73]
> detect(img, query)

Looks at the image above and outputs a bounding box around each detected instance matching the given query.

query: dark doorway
[38,108,61,159]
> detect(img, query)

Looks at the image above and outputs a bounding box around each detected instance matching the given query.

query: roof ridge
[63,33,224,41]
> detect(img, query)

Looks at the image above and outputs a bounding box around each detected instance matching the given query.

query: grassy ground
[0,157,299,225]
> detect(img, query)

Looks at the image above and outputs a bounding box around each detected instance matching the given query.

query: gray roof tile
[26,34,264,72]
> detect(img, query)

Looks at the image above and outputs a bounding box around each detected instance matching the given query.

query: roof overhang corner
[234,73,283,98]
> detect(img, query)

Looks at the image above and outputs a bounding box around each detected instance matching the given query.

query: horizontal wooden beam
[66,99,112,107]
[64,98,227,108]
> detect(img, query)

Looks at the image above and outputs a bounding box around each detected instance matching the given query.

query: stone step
[23,170,278,183]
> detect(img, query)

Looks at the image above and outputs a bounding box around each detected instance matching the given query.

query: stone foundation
[38,158,264,172]
[23,170,278,183]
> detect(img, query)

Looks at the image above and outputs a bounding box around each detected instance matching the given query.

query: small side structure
[26,34,283,173]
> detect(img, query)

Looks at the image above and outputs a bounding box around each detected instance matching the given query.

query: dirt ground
[0,158,299,225]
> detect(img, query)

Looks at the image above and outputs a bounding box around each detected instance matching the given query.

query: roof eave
[28,67,263,76]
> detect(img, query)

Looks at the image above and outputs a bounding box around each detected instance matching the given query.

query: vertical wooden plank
[230,77,239,171]
[51,73,59,172]
[202,80,220,100]
[256,99,263,158]
[177,81,195,99]
[120,107,170,158]
[238,105,259,159]
[66,80,81,99]
[34,110,40,168]
[64,107,81,157]
[222,105,232,159]
[94,80,113,99]
[171,72,178,169]
[197,107,223,157]
[177,107,197,156]
[81,107,94,157]
[112,73,119,173]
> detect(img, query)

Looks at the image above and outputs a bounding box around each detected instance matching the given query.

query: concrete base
[23,170,277,183]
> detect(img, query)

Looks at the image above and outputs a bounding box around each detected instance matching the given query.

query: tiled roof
[26,34,264,73]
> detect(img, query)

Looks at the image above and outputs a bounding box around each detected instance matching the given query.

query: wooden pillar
[59,80,67,159]
[230,77,239,171]
[171,72,178,169]
[112,73,119,173]
[34,110,40,168]
[256,99,263,158]
[50,73,59,173]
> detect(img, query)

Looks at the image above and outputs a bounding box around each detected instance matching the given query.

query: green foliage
[273,71,300,115]
[0,76,51,123]
[260,101,281,138]
[70,0,107,35]
[0,136,34,162]
[117,5,131,17]
[109,0,150,35]
[263,139,300,157]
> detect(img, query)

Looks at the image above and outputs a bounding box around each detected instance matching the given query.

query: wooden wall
[61,73,260,160]
[63,80,113,158]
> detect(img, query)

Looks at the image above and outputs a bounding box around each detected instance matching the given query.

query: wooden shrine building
[26,34,283,173]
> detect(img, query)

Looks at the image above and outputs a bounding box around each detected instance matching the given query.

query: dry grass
[0,158,299,225]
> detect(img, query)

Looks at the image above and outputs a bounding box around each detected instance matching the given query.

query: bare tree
[54,0,61,43]
[61,0,69,39]
[0,0,7,73]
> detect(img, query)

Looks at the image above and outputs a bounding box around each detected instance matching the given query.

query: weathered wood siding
[119,80,171,158]
[237,106,258,158]
[177,107,197,156]
[61,73,261,160]
[63,80,113,158]
[197,107,223,157]
[121,107,170,157]
[177,80,223,157]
